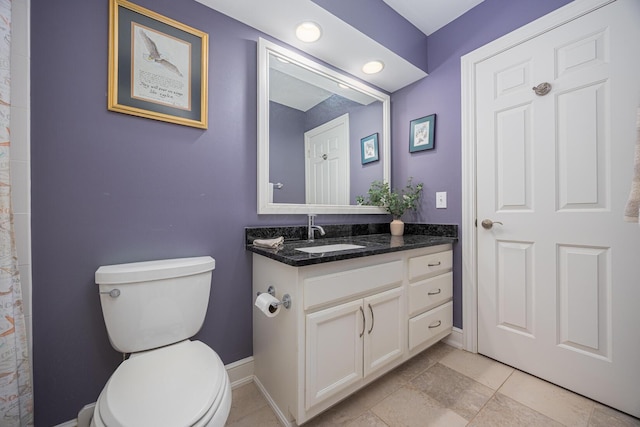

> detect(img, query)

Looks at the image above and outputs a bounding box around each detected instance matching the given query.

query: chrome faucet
[307,214,326,242]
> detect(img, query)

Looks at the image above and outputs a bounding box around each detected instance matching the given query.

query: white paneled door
[476,0,640,417]
[305,114,350,205]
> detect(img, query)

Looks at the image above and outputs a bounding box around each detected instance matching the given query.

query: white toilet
[91,256,232,427]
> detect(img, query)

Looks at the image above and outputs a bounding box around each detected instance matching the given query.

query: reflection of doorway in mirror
[304,114,350,205]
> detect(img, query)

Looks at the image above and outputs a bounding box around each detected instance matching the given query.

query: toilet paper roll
[255,293,281,318]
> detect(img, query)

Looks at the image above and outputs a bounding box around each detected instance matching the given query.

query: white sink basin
[295,243,365,254]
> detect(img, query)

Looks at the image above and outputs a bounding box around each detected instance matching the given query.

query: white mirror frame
[257,38,390,214]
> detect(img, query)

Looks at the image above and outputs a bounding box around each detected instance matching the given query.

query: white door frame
[460,0,614,353]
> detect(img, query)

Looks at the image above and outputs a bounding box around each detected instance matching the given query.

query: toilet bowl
[92,257,231,427]
[91,341,231,427]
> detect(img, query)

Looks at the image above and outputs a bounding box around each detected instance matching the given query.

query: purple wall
[347,102,384,204]
[30,0,570,424]
[311,0,428,72]
[391,0,572,328]
[30,1,323,424]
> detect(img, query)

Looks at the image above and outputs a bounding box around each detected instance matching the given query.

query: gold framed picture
[108,0,209,128]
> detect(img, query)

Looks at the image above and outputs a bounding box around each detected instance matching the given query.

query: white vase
[390,219,405,236]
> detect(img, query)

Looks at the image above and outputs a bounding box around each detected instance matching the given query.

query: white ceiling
[195,0,483,92]
[383,0,484,36]
[270,57,378,112]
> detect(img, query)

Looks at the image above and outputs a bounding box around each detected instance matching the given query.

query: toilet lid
[99,340,226,427]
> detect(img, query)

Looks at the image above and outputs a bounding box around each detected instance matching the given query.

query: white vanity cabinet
[305,286,404,409]
[252,243,452,425]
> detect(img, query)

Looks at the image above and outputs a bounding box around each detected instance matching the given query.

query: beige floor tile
[226,346,639,427]
[225,404,281,427]
[371,385,467,427]
[411,362,495,420]
[361,368,411,403]
[344,410,390,427]
[303,399,366,427]
[439,349,514,390]
[226,382,269,424]
[305,371,405,426]
[390,347,438,382]
[468,393,563,427]
[419,341,457,363]
[392,342,455,382]
[306,407,390,427]
[499,370,595,426]
[588,404,640,427]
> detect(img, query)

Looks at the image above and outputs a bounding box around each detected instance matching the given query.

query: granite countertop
[245,223,457,267]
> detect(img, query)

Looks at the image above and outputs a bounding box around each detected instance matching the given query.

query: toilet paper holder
[257,285,291,309]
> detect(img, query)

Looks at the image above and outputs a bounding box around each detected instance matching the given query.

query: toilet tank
[95,256,215,353]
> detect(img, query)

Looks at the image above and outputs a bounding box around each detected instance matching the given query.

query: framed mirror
[257,38,390,214]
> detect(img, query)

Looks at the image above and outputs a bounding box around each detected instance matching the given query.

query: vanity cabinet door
[363,287,404,377]
[305,299,364,410]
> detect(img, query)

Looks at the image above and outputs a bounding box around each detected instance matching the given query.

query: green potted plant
[357,178,424,236]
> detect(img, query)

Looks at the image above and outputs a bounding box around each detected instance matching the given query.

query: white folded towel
[624,108,640,223]
[253,236,285,249]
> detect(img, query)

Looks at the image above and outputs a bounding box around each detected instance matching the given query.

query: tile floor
[226,342,640,427]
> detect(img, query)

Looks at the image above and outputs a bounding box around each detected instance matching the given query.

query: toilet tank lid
[95,256,215,285]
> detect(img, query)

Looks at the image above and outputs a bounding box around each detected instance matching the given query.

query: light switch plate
[436,192,447,209]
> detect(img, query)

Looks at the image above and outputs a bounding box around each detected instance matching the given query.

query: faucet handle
[307,214,319,240]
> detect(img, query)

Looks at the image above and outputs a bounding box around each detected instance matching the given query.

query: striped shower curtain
[0,0,34,425]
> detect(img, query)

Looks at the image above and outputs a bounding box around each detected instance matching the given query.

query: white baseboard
[443,327,464,349]
[253,376,294,427]
[61,356,256,427]
[226,356,255,389]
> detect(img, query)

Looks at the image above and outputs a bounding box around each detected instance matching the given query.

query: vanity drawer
[408,301,453,350]
[304,260,403,310]
[408,272,452,316]
[408,250,452,281]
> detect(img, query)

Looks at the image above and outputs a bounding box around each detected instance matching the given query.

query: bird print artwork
[139,29,183,77]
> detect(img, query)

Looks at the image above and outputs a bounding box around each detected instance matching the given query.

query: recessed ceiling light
[362,60,384,74]
[296,22,322,43]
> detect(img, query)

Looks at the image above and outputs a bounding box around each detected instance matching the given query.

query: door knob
[532,82,552,96]
[481,219,503,229]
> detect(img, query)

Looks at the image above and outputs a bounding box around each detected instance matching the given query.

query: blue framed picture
[360,133,379,164]
[409,114,436,152]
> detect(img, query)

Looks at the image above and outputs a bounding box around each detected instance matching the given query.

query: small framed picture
[108,0,209,128]
[360,133,379,164]
[409,114,436,152]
